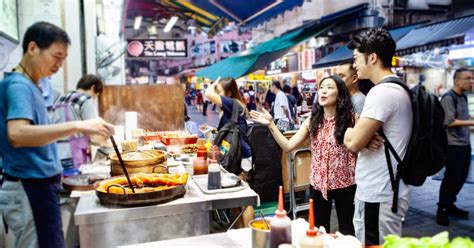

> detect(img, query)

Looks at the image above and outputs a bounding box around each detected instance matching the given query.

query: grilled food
[96,173,188,194]
[181,144,198,154]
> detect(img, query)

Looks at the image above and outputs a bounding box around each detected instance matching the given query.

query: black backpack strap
[441,90,459,118]
[231,99,241,124]
[378,77,411,213]
[377,129,402,213]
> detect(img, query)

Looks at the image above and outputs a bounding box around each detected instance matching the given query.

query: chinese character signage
[266,56,289,75]
[127,39,188,58]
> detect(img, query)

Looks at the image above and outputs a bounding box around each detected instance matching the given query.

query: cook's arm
[7,118,114,148]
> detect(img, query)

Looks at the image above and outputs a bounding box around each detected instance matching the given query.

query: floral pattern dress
[308,116,356,200]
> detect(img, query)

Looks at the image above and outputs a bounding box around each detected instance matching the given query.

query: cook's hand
[250,109,273,126]
[77,118,115,138]
[366,133,384,151]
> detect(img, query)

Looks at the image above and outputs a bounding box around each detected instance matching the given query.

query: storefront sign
[266,57,289,75]
[127,39,188,58]
[220,40,241,54]
[191,41,215,58]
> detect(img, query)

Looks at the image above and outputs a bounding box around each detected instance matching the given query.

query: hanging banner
[127,39,188,58]
[191,41,216,58]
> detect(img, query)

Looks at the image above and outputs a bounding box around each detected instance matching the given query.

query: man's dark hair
[283,85,292,94]
[272,81,282,90]
[22,22,71,54]
[339,61,356,75]
[453,67,472,81]
[348,28,395,68]
[76,74,104,94]
[249,85,254,91]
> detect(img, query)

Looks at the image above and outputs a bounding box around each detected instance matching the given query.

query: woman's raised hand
[250,109,273,126]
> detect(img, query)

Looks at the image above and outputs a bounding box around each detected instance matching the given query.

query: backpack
[441,90,465,118]
[52,92,92,169]
[213,100,243,175]
[248,91,256,105]
[378,78,447,213]
[247,124,282,202]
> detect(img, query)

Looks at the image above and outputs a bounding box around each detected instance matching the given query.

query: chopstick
[110,136,135,193]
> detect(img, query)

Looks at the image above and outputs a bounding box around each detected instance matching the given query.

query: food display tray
[192,171,248,195]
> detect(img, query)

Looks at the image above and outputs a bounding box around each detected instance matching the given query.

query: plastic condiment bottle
[209,145,220,162]
[197,144,207,158]
[207,156,221,190]
[299,199,323,248]
[270,186,292,248]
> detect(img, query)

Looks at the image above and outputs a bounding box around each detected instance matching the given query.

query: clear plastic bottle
[270,186,292,248]
[299,199,323,248]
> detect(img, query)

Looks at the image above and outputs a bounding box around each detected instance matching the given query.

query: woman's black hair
[310,75,354,144]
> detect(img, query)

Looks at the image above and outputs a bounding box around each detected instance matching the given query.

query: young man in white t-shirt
[343,28,413,245]
[271,81,292,131]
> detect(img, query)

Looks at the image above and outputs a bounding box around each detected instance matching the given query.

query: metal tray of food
[192,168,247,194]
[95,184,186,207]
[94,173,188,207]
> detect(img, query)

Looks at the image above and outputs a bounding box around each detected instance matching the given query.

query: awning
[196,22,332,80]
[187,0,304,28]
[313,23,422,69]
[396,14,474,52]
[196,4,374,80]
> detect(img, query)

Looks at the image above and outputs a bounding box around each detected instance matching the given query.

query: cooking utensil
[63,174,108,191]
[110,136,135,193]
[109,150,168,176]
[95,177,186,207]
[249,218,271,248]
[259,210,270,230]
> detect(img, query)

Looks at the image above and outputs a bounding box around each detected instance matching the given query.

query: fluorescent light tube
[134,16,142,30]
[164,16,178,33]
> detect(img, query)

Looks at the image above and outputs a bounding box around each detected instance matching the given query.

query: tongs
[110,136,135,193]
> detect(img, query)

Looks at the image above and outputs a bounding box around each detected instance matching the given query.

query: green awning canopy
[196,21,332,80]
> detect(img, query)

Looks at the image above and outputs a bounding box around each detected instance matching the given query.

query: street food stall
[70,127,258,247]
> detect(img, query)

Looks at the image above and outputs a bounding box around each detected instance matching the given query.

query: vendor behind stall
[0,21,114,248]
[51,74,107,171]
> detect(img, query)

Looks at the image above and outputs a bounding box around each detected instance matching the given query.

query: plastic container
[270,186,292,248]
[207,159,221,190]
[197,145,207,158]
[193,157,208,175]
[250,218,272,248]
[300,199,323,248]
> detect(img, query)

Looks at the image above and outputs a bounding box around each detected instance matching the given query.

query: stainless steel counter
[74,179,259,247]
[118,229,251,248]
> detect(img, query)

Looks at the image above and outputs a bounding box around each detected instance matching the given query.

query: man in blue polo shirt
[0,22,114,247]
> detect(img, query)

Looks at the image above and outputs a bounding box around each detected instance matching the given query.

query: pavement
[188,104,474,239]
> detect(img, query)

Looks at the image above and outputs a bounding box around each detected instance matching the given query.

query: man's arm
[204,82,222,107]
[344,117,383,153]
[441,96,474,127]
[7,118,114,148]
[447,120,474,127]
[282,106,292,121]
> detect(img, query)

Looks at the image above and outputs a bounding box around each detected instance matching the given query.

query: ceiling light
[164,16,178,33]
[134,16,142,30]
[148,25,158,36]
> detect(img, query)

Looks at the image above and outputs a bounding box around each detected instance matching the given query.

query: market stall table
[118,229,250,248]
[74,177,259,247]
